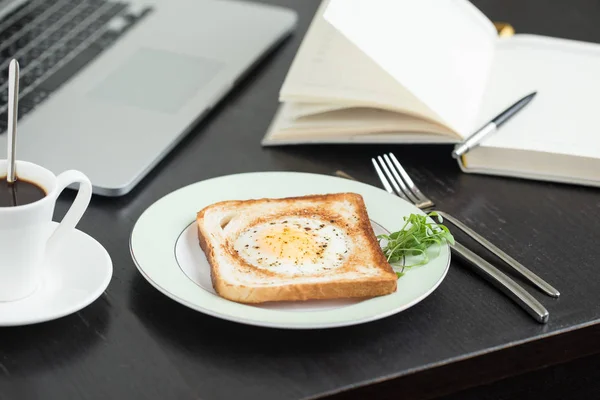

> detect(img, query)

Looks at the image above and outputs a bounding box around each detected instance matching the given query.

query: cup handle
[46,170,92,253]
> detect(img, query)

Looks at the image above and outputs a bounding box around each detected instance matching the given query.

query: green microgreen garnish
[377,212,454,278]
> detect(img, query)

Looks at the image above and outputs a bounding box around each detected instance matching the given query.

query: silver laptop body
[0,0,296,196]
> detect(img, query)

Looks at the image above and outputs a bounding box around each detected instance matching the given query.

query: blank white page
[324,0,497,135]
[280,0,444,127]
[285,102,351,119]
[476,34,600,159]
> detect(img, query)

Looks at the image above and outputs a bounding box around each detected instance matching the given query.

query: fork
[370,153,552,324]
[371,153,559,297]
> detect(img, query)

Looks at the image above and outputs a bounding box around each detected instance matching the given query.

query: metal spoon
[7,59,19,184]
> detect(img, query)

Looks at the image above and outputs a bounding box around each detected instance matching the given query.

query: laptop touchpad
[89,48,223,113]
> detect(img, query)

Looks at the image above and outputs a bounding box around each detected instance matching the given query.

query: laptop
[0,0,297,196]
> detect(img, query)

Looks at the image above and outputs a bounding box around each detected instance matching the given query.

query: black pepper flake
[282,220,288,223]
[245,244,249,248]
[253,246,259,249]
[330,220,334,223]
[319,224,325,228]
[304,227,311,231]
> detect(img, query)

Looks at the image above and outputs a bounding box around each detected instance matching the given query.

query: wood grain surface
[1,1,600,399]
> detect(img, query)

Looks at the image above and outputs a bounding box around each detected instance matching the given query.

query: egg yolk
[257,225,323,263]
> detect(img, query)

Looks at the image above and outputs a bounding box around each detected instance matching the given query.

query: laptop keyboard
[0,0,152,134]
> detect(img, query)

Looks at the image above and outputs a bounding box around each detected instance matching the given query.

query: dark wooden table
[2,1,600,399]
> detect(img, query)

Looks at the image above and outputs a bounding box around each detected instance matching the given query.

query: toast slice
[196,192,397,304]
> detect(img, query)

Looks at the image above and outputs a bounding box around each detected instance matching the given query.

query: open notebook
[263,0,600,187]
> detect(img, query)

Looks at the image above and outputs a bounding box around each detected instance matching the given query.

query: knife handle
[451,241,549,324]
[438,211,559,298]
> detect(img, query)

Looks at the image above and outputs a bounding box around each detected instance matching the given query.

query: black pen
[452,91,537,159]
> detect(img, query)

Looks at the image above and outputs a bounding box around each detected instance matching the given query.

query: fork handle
[437,211,560,298]
[451,241,549,323]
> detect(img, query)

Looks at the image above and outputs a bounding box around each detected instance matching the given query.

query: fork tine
[388,153,434,208]
[376,156,411,203]
[382,154,421,205]
[377,156,400,194]
[371,158,394,195]
[377,157,400,193]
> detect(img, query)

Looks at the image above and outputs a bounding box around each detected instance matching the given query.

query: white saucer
[0,222,113,327]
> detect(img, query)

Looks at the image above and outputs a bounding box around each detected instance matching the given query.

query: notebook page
[279,0,448,130]
[262,103,458,145]
[285,102,352,119]
[272,106,453,136]
[476,34,600,159]
[324,0,497,135]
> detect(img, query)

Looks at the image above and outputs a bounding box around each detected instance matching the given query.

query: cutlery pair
[336,153,559,323]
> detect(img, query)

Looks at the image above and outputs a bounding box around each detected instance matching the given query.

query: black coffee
[0,177,46,207]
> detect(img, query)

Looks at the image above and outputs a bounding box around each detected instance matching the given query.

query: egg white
[233,217,349,275]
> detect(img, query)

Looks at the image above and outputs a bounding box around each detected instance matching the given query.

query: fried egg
[233,217,349,275]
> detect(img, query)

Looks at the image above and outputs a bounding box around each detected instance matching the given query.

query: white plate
[130,172,450,329]
[0,222,112,327]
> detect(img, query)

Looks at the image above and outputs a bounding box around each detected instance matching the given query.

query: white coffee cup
[0,160,92,301]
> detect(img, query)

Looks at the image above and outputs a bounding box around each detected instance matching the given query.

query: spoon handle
[7,59,19,183]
